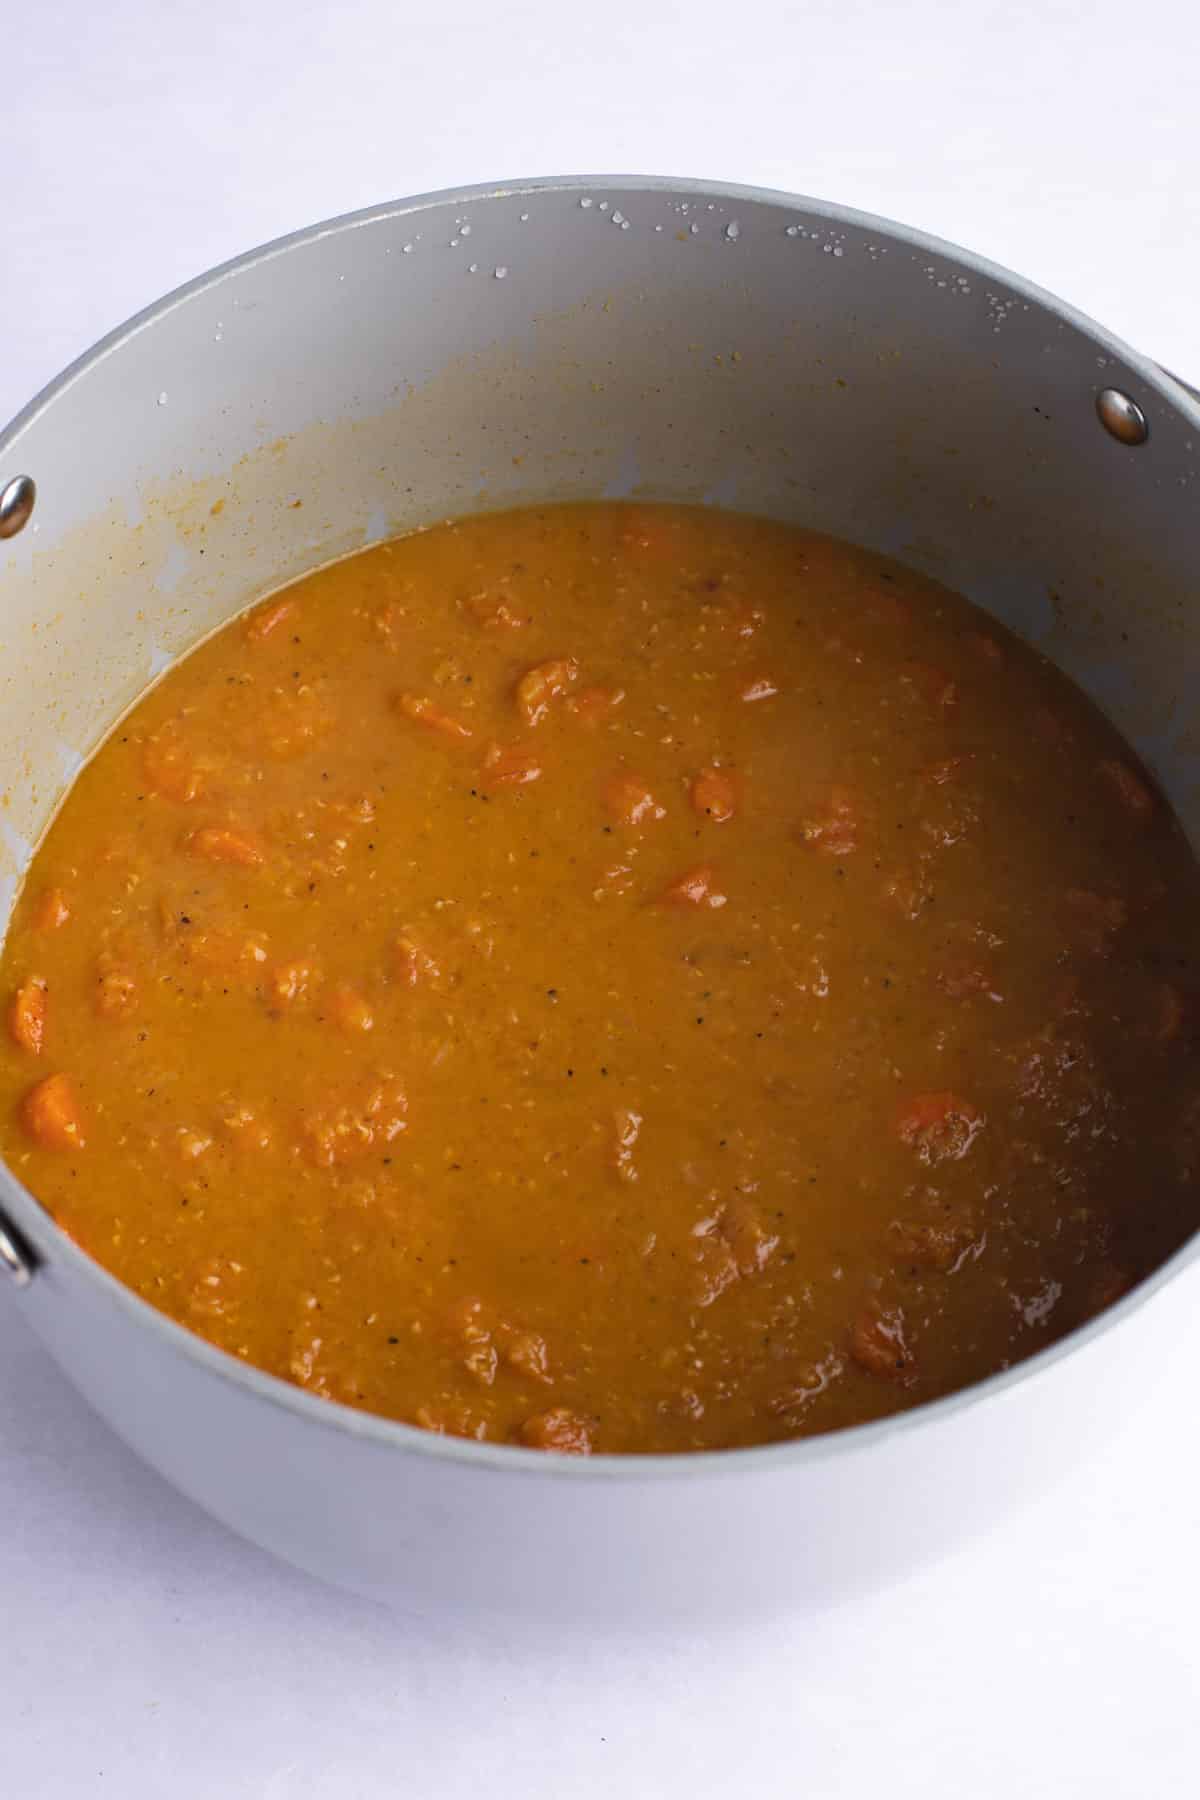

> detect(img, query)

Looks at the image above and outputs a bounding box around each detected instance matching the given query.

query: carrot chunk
[481,742,543,790]
[245,596,296,642]
[9,979,47,1055]
[604,771,665,826]
[143,726,208,804]
[516,657,579,726]
[32,887,71,932]
[690,767,739,823]
[517,1407,593,1454]
[21,1072,86,1151]
[568,685,624,725]
[799,787,858,855]
[466,593,531,631]
[183,825,265,868]
[659,865,728,909]
[849,1302,915,1381]
[299,1076,407,1168]
[94,967,138,1019]
[396,693,474,742]
[328,984,375,1034]
[896,1092,983,1163]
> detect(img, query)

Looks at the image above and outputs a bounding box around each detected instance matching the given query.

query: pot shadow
[0,1297,834,1669]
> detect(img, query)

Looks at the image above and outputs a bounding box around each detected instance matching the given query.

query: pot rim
[3,172,1198,1483]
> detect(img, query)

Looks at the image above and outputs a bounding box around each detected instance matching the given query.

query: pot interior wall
[2,178,1198,920]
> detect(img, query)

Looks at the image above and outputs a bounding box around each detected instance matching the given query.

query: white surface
[3,2,1199,1791]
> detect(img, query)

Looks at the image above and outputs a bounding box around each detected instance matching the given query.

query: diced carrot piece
[515,657,579,726]
[94,967,137,1019]
[245,596,296,642]
[740,675,778,704]
[9,979,47,1054]
[247,688,334,762]
[414,1403,492,1442]
[183,825,265,868]
[500,1327,552,1384]
[328,984,374,1034]
[690,767,739,823]
[371,600,409,647]
[1098,758,1154,818]
[21,1072,86,1151]
[299,1076,407,1168]
[568,685,625,725]
[481,742,542,790]
[720,1193,780,1278]
[849,1302,915,1381]
[517,1407,593,1454]
[611,1106,642,1183]
[890,1216,974,1271]
[396,693,474,742]
[393,936,440,987]
[659,864,728,909]
[799,786,858,855]
[32,887,71,932]
[466,593,531,631]
[220,1104,274,1153]
[175,1127,214,1162]
[143,726,207,804]
[604,771,665,826]
[896,1092,983,1164]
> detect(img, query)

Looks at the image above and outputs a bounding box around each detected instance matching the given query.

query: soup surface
[3,503,1199,1454]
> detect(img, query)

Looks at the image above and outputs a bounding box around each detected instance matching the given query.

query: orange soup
[3,503,1198,1453]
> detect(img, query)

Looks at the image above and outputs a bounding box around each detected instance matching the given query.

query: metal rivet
[0,1211,35,1288]
[1096,388,1148,447]
[0,474,36,539]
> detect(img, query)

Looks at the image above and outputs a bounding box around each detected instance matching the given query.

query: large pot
[1,176,1197,1623]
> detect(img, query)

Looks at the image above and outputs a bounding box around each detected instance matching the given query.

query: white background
[2,2,1199,1792]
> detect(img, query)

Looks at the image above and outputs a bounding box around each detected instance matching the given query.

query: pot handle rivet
[0,474,36,539]
[1096,388,1149,446]
[0,1210,36,1287]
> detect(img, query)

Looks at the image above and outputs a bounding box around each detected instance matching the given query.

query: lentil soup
[3,503,1198,1454]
